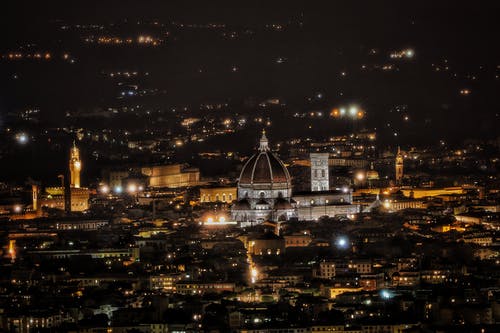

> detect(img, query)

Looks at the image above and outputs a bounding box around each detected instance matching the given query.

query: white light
[380,289,393,299]
[16,133,28,144]
[336,236,349,249]
[100,185,109,194]
[339,108,346,115]
[349,106,358,116]
[219,216,225,223]
[114,186,123,194]
[207,217,214,223]
[14,205,22,213]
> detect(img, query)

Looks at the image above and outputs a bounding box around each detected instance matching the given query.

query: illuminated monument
[231,131,296,225]
[310,153,329,191]
[37,143,90,213]
[395,146,403,185]
[69,142,81,188]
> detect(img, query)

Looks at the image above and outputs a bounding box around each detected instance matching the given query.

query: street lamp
[100,185,110,194]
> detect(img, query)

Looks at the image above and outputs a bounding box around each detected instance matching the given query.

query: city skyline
[0,2,499,333]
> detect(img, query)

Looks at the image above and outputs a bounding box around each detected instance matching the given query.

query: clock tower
[69,142,81,188]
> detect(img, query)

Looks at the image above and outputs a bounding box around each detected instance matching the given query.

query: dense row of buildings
[0,131,498,333]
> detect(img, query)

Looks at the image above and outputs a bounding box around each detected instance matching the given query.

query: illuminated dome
[238,131,291,189]
[232,131,296,224]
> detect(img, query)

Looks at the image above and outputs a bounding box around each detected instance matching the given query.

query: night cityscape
[0,1,499,332]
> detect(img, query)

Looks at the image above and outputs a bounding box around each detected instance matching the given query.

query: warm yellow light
[100,185,109,194]
[127,184,137,193]
[251,267,258,283]
[356,172,365,181]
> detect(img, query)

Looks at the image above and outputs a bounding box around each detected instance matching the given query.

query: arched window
[222,194,226,202]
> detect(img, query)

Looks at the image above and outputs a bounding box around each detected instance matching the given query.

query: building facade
[200,186,237,203]
[310,153,329,191]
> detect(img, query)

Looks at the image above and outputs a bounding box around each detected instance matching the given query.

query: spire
[259,129,269,152]
[397,146,401,155]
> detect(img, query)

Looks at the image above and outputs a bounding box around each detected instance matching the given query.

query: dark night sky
[1,1,499,143]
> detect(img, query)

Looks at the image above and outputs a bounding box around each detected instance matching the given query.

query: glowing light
[380,289,393,299]
[114,186,123,194]
[127,184,137,193]
[349,106,358,116]
[251,267,258,283]
[207,217,214,223]
[219,216,226,223]
[13,205,22,213]
[339,108,346,116]
[100,185,110,194]
[336,236,349,249]
[356,172,365,181]
[15,133,28,144]
[8,240,16,261]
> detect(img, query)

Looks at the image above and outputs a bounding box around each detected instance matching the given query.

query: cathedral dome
[238,131,291,188]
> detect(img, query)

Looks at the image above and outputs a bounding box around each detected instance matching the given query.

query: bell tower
[395,146,403,185]
[69,142,81,188]
[310,153,329,191]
